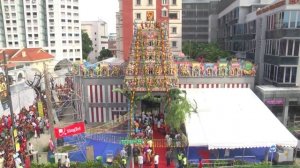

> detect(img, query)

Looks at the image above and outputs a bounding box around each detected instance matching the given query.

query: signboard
[54,122,85,138]
[265,98,285,105]
[37,101,44,117]
[0,72,9,110]
[120,139,143,145]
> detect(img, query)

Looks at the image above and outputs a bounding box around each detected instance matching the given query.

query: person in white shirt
[64,156,70,168]
[0,151,4,168]
[14,154,22,168]
[137,153,143,168]
[154,153,159,168]
[120,148,127,158]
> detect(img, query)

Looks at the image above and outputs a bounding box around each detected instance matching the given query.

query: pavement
[28,133,51,153]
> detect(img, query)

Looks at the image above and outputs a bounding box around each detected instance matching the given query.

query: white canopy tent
[184,88,297,150]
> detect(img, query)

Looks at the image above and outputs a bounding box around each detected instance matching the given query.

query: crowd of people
[0,102,49,168]
[55,77,73,102]
[118,111,189,168]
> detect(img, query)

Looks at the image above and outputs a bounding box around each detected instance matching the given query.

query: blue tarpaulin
[63,133,126,162]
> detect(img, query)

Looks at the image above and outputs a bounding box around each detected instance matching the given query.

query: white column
[283,100,289,126]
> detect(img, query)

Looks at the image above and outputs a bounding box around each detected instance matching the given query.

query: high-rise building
[81,20,108,62]
[0,0,82,62]
[117,0,182,61]
[182,0,219,43]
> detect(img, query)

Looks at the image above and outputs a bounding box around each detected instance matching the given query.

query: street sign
[269,145,276,153]
[120,139,143,145]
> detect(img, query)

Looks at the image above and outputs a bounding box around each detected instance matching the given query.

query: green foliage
[98,48,113,61]
[182,42,231,62]
[165,88,192,132]
[31,160,105,168]
[81,30,93,60]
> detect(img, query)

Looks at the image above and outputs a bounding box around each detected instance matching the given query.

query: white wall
[0,83,35,116]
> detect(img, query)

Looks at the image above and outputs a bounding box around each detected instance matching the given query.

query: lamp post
[2,51,16,150]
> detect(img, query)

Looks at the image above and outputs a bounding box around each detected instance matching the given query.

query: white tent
[184,88,297,150]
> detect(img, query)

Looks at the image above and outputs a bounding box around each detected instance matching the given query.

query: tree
[81,30,93,60]
[164,88,193,132]
[98,48,113,61]
[182,42,231,62]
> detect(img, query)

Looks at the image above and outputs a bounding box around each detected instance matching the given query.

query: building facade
[81,20,109,62]
[117,0,182,61]
[217,0,272,59]
[217,0,300,126]
[0,0,82,62]
[182,0,219,43]
[73,61,255,123]
[108,33,117,57]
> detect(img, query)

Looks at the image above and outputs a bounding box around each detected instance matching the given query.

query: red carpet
[131,128,175,168]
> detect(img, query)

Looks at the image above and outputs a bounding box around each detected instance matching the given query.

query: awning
[184,88,297,150]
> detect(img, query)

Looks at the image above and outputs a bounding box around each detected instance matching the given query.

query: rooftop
[0,48,54,63]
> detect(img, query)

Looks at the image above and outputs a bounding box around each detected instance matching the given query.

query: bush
[31,161,103,168]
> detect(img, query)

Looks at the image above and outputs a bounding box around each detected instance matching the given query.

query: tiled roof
[0,48,54,62]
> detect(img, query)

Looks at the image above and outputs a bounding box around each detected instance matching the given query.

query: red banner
[54,122,85,138]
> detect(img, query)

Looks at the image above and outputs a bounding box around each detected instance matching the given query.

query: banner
[0,72,9,110]
[265,98,285,105]
[37,101,44,117]
[54,122,85,138]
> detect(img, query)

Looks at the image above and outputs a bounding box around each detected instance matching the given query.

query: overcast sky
[79,0,119,33]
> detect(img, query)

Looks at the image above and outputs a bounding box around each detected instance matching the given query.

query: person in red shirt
[199,157,203,168]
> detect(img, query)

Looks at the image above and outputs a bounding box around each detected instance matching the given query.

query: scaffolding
[43,63,84,126]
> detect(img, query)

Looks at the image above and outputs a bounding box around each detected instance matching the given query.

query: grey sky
[79,0,119,33]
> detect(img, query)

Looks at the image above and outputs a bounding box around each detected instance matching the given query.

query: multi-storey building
[217,0,271,58]
[182,0,219,43]
[108,33,117,56]
[81,20,108,62]
[0,0,82,62]
[117,0,182,61]
[217,0,300,126]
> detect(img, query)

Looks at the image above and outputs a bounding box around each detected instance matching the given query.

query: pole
[43,63,57,150]
[3,51,16,150]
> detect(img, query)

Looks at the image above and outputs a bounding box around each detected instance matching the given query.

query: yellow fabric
[15,142,20,152]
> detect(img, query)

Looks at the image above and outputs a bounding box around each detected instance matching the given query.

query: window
[282,11,289,28]
[162,0,167,5]
[172,0,176,5]
[136,0,141,5]
[169,13,178,19]
[172,41,177,48]
[172,27,177,34]
[162,7,168,17]
[297,11,300,28]
[285,67,291,83]
[280,39,287,56]
[136,13,141,20]
[294,40,300,56]
[148,0,152,5]
[290,11,297,28]
[277,67,284,83]
[287,40,294,56]
[291,67,297,83]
